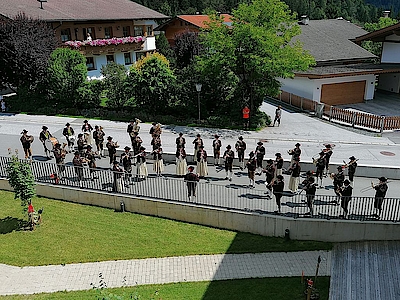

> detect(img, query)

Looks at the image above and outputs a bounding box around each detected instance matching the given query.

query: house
[355,22,400,95]
[155,14,232,46]
[279,18,400,105]
[0,0,168,78]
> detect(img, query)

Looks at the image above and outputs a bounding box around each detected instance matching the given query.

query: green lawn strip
[0,277,330,300]
[0,190,332,267]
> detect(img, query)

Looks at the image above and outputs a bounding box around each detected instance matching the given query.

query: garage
[321,81,366,105]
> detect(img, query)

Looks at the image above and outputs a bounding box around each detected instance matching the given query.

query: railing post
[300,97,303,110]
[351,112,356,128]
[380,116,385,133]
[289,93,292,106]
[329,106,332,122]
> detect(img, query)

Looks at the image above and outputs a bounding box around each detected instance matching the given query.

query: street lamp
[195,83,202,123]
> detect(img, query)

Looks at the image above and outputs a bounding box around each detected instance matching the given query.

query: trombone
[360,180,391,193]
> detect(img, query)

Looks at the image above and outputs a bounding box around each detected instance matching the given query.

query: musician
[149,122,162,138]
[112,160,124,193]
[84,145,97,178]
[176,132,186,150]
[39,126,53,158]
[212,134,222,166]
[235,136,246,170]
[274,152,283,181]
[72,151,84,182]
[263,159,275,197]
[62,123,75,153]
[246,151,257,188]
[272,175,284,213]
[184,166,199,201]
[132,134,143,156]
[127,120,135,136]
[52,143,66,179]
[121,146,134,184]
[288,157,301,193]
[152,146,164,177]
[196,145,208,178]
[136,146,148,179]
[151,135,162,151]
[93,125,105,158]
[333,166,344,200]
[192,134,203,162]
[77,133,86,155]
[315,151,326,188]
[128,119,141,146]
[82,120,94,146]
[305,176,317,216]
[339,179,352,219]
[323,144,333,175]
[106,136,119,168]
[255,141,265,175]
[273,105,282,127]
[301,170,313,189]
[20,129,33,160]
[288,143,301,164]
[149,122,157,136]
[372,177,388,219]
[176,146,187,176]
[347,156,357,184]
[223,145,234,181]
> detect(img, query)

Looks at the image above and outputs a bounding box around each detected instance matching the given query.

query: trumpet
[342,159,359,168]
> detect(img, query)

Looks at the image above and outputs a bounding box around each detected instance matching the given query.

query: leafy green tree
[156,32,177,66]
[101,62,129,110]
[46,48,88,109]
[174,31,203,69]
[197,0,315,124]
[362,17,398,55]
[77,80,103,109]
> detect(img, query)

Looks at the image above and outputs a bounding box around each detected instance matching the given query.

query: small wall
[1,179,398,242]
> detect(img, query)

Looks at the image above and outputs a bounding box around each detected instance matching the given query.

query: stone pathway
[0,251,331,295]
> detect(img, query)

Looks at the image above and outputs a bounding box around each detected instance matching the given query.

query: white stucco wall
[378,73,400,93]
[381,42,400,63]
[278,77,316,100]
[142,36,156,51]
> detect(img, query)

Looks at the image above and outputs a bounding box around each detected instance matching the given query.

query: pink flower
[64,36,145,49]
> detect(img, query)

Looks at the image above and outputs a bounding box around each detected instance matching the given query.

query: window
[123,26,131,37]
[104,26,113,39]
[106,55,115,64]
[83,27,95,40]
[86,57,95,70]
[136,52,145,62]
[146,25,153,36]
[124,53,132,65]
[134,26,143,37]
[60,28,71,42]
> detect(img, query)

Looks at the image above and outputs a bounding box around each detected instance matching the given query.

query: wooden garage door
[321,81,366,105]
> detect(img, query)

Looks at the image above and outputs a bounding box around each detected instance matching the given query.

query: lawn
[0,190,332,267]
[0,277,330,300]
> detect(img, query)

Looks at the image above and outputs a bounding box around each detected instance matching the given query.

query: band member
[184,166,199,201]
[288,143,301,164]
[315,151,326,188]
[151,134,162,151]
[136,146,148,179]
[305,176,317,216]
[20,129,33,160]
[255,141,265,175]
[323,144,333,175]
[62,123,75,153]
[93,125,105,157]
[246,151,257,188]
[112,160,124,192]
[273,105,282,127]
[288,157,301,193]
[77,133,86,155]
[149,122,157,136]
[84,145,97,178]
[272,175,284,213]
[152,146,164,177]
[82,120,94,146]
[39,126,53,158]
[223,145,234,181]
[106,136,119,168]
[132,134,143,156]
[176,146,187,176]
[176,132,186,149]
[149,122,162,138]
[235,136,246,170]
[121,146,134,184]
[372,177,388,219]
[72,151,85,182]
[274,152,283,181]
[332,166,344,200]
[263,159,275,197]
[196,145,208,178]
[339,179,352,219]
[127,119,140,144]
[346,156,358,184]
[301,170,313,189]
[212,134,222,166]
[52,143,66,180]
[192,134,203,162]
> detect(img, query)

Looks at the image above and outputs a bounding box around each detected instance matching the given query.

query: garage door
[321,81,366,105]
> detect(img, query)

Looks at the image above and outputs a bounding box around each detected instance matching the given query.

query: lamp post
[195,83,202,123]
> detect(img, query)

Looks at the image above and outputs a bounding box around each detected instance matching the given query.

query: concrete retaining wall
[1,179,399,242]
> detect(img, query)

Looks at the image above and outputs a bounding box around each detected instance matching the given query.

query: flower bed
[65,36,145,49]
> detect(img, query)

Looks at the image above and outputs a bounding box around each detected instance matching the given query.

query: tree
[46,48,88,109]
[174,31,203,69]
[156,32,176,67]
[362,17,398,55]
[0,13,58,92]
[101,62,129,110]
[197,0,315,124]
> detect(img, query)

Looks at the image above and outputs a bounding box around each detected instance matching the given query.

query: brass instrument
[27,135,34,143]
[61,143,68,158]
[330,173,335,180]
[343,159,359,168]
[360,180,390,193]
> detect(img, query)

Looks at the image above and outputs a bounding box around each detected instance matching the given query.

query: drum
[44,139,53,151]
[49,137,58,146]
[68,135,76,143]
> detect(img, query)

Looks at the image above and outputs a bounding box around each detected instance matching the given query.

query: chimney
[300,15,309,25]
[383,10,391,18]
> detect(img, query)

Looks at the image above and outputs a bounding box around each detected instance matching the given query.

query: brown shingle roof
[0,0,167,21]
[178,14,232,28]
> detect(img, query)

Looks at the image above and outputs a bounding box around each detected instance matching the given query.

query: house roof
[354,22,400,43]
[155,14,232,31]
[0,0,168,22]
[295,19,376,63]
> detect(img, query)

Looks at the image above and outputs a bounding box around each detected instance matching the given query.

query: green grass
[0,190,332,267]
[0,277,330,300]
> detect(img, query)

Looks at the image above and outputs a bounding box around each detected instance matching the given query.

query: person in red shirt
[242,106,250,129]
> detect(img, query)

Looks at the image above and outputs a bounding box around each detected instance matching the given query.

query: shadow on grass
[0,216,28,234]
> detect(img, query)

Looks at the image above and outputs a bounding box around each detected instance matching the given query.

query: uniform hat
[267,159,273,164]
[65,123,70,126]
[214,134,219,138]
[21,129,28,134]
[325,144,332,148]
[344,179,351,185]
[308,176,315,183]
[277,175,284,180]
[226,145,231,149]
[249,151,255,157]
[378,176,387,182]
[42,126,48,130]
[349,156,356,160]
[196,133,201,137]
[107,136,112,140]
[140,146,145,150]
[78,133,83,137]
[295,143,301,147]
[95,125,99,129]
[74,151,80,155]
[152,122,156,125]
[337,166,342,170]
[275,152,281,157]
[179,132,183,136]
[257,141,263,145]
[83,120,88,123]
[124,146,131,150]
[239,136,243,140]
[188,166,194,171]
[87,145,92,149]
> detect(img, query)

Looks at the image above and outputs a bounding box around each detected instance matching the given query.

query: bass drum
[68,135,76,143]
[44,139,53,151]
